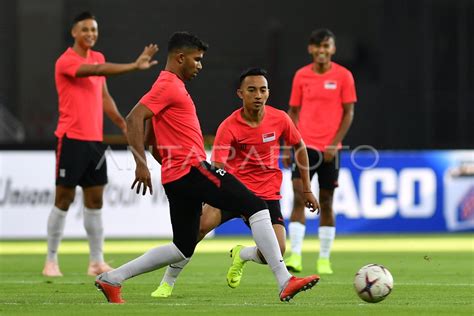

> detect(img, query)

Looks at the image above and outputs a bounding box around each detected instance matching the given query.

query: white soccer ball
[354,264,394,303]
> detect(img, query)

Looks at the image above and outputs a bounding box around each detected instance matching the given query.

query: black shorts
[55,135,108,188]
[220,199,284,228]
[163,161,267,257]
[292,147,340,190]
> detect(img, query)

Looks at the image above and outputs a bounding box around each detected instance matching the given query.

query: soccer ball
[353,264,394,303]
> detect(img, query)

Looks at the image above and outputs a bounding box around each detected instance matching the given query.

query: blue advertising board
[214,150,474,235]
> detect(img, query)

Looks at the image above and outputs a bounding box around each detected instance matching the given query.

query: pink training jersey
[289,62,357,151]
[212,106,301,200]
[140,71,207,184]
[54,47,106,141]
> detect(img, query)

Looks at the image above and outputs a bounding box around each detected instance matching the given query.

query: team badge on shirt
[262,132,276,143]
[324,80,337,90]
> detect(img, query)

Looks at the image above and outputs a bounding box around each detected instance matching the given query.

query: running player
[284,28,357,274]
[94,32,320,303]
[150,67,320,298]
[43,11,158,277]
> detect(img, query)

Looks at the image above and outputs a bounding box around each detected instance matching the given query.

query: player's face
[238,75,269,112]
[308,37,336,65]
[71,19,98,49]
[182,49,204,80]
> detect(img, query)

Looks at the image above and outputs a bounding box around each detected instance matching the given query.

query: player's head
[71,11,98,49]
[167,32,208,81]
[237,68,269,111]
[308,28,336,65]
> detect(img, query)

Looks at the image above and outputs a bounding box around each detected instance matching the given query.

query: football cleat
[285,253,303,273]
[88,262,113,276]
[42,261,63,277]
[95,274,125,304]
[151,282,174,298]
[226,245,247,288]
[317,258,333,274]
[279,275,320,302]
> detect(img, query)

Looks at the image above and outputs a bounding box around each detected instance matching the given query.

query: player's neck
[241,107,264,126]
[72,44,90,58]
[312,61,332,74]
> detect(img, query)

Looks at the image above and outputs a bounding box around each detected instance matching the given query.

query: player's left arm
[293,139,320,213]
[102,81,127,136]
[325,102,354,162]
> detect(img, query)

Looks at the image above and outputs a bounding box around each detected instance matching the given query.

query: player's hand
[135,44,159,70]
[304,191,320,214]
[323,146,337,162]
[131,164,153,195]
[281,147,293,168]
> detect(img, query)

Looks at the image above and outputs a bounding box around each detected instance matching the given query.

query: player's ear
[176,52,185,64]
[236,88,243,100]
[307,44,313,55]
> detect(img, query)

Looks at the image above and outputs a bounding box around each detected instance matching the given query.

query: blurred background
[0,0,473,148]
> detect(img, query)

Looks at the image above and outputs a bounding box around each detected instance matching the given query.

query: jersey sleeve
[211,120,234,165]
[341,70,357,104]
[281,113,301,145]
[139,81,172,115]
[288,72,303,107]
[56,55,83,78]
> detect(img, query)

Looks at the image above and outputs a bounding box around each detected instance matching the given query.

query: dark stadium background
[0,0,472,149]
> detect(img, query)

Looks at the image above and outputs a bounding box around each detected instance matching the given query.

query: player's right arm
[126,103,154,195]
[75,44,159,77]
[144,119,162,164]
[211,120,233,170]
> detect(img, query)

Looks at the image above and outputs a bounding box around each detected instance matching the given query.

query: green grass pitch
[0,235,473,315]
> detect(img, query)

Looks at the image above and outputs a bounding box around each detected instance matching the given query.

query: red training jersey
[212,106,301,200]
[54,47,106,141]
[289,62,357,151]
[140,71,206,184]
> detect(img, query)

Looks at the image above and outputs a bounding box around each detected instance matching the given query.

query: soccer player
[150,67,320,298]
[43,11,158,277]
[94,32,320,304]
[284,29,357,274]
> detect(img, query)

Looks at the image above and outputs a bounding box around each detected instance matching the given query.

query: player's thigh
[317,150,340,191]
[167,196,203,257]
[192,162,266,218]
[56,136,89,187]
[79,142,108,188]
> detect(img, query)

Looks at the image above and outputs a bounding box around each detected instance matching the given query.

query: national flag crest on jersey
[324,80,337,90]
[262,132,276,143]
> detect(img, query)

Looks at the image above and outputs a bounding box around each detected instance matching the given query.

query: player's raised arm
[76,44,159,77]
[293,139,320,213]
[126,103,155,195]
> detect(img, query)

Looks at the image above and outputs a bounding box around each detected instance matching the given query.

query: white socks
[46,206,67,262]
[249,210,291,290]
[288,222,306,255]
[319,226,336,259]
[105,243,186,284]
[161,258,190,286]
[83,207,105,263]
[240,246,264,264]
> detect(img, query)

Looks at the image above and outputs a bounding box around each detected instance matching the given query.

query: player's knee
[245,196,268,217]
[55,194,75,210]
[174,242,196,258]
[85,197,103,209]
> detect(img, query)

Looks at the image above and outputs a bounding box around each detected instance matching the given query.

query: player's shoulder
[221,108,241,125]
[265,105,290,122]
[293,63,313,77]
[332,62,353,76]
[89,49,105,62]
